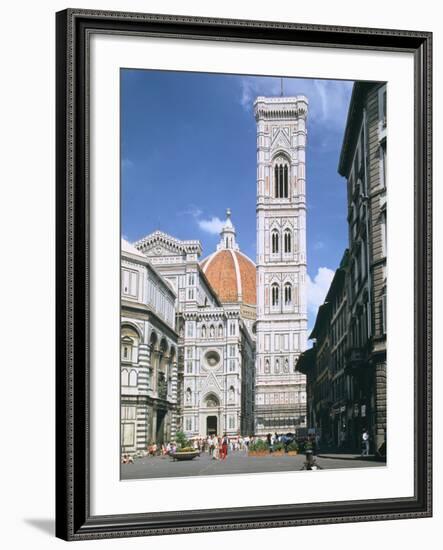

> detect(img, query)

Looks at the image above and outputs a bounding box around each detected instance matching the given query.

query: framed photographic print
[55,8,432,540]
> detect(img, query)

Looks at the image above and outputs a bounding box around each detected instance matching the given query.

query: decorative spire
[217,208,239,251]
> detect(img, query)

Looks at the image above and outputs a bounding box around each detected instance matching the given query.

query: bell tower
[254,95,308,435]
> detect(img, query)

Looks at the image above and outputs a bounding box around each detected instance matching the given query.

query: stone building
[297,251,350,448]
[298,81,387,455]
[338,80,387,455]
[120,239,178,454]
[253,95,308,435]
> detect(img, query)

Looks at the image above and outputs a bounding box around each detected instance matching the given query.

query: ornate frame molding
[56,8,432,540]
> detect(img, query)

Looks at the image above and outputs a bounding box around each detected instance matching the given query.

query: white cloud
[238,77,353,138]
[307,267,335,316]
[181,204,226,236]
[197,216,224,235]
[313,241,325,250]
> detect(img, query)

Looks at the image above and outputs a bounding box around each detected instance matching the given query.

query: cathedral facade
[133,215,255,441]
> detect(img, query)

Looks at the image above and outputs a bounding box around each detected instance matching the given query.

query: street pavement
[121,449,385,480]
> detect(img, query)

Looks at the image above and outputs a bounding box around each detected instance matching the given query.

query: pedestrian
[222,434,229,460]
[361,429,370,456]
[213,436,220,460]
[267,433,273,453]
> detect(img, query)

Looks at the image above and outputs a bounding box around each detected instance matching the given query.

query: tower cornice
[254,95,308,121]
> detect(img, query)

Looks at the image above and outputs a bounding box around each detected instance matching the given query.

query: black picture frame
[55,8,432,541]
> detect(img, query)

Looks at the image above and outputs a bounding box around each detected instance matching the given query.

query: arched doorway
[203,392,220,437]
[206,416,217,436]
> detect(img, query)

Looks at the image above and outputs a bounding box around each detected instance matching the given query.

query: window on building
[381,293,387,335]
[229,386,235,402]
[271,283,279,307]
[121,406,136,420]
[229,359,235,372]
[218,324,223,337]
[188,288,194,300]
[275,359,280,373]
[188,273,195,286]
[381,89,387,127]
[380,140,387,188]
[209,325,215,338]
[185,417,192,431]
[229,345,236,357]
[284,283,292,306]
[229,322,236,336]
[264,359,270,374]
[129,369,137,387]
[186,361,193,374]
[284,358,289,373]
[121,341,132,362]
[122,269,138,297]
[201,325,206,338]
[274,162,289,198]
[360,239,367,280]
[380,208,387,257]
[186,388,192,404]
[284,230,292,253]
[271,230,279,254]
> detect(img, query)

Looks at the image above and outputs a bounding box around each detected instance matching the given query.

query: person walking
[361,429,370,457]
[213,436,220,460]
[221,434,229,460]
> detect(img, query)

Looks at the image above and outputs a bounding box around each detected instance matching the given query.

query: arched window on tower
[284,283,292,306]
[201,325,206,338]
[271,283,279,307]
[274,161,289,198]
[284,229,292,253]
[274,165,279,198]
[284,165,288,197]
[271,230,279,254]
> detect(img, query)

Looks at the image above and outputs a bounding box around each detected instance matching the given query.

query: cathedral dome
[201,210,256,306]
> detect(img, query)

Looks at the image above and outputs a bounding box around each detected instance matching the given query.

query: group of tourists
[189,435,251,456]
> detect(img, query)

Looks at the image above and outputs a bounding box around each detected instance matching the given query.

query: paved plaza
[121,449,385,480]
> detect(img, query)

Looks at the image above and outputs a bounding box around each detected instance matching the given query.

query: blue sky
[121,69,353,332]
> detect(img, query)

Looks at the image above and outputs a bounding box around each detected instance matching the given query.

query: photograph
[119,69,387,480]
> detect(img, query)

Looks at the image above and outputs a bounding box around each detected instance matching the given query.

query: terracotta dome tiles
[202,250,256,306]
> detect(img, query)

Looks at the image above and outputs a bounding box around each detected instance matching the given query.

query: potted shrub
[170,431,200,461]
[272,441,285,456]
[248,439,268,456]
[286,441,299,456]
